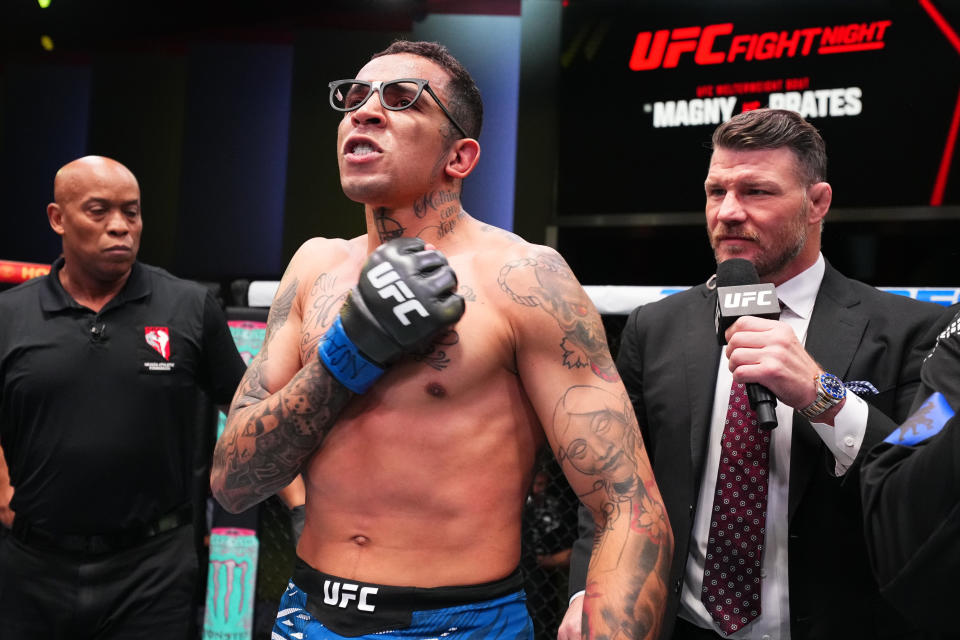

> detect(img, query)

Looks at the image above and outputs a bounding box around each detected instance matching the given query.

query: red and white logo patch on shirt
[145,326,171,360]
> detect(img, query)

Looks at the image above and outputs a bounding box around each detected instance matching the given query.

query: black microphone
[715,258,780,430]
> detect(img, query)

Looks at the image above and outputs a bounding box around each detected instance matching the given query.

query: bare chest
[297,266,515,402]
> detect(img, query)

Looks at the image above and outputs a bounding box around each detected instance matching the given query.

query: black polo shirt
[0,258,246,534]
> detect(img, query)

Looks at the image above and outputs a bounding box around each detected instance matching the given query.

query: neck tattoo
[374,207,405,242]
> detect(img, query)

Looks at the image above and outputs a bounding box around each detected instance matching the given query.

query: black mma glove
[318,237,465,393]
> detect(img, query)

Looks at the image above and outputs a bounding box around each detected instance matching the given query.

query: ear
[47,202,65,236]
[806,181,832,225]
[445,138,481,180]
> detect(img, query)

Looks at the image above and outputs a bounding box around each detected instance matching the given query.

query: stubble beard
[341,146,451,207]
[709,200,809,280]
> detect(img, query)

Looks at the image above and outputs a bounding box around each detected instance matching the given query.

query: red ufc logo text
[629,24,732,70]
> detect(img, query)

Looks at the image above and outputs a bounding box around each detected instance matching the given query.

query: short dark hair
[711,109,827,185]
[372,40,483,140]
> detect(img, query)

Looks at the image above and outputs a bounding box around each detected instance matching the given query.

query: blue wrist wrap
[317,315,385,394]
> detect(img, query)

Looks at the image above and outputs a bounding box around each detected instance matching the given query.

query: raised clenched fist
[319,238,464,392]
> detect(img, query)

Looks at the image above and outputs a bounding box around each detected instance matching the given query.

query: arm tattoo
[267,279,297,338]
[214,360,353,513]
[233,279,298,406]
[212,274,354,513]
[554,385,670,639]
[498,254,619,382]
[301,272,348,356]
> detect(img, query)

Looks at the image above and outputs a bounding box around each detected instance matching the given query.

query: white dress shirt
[677,253,869,639]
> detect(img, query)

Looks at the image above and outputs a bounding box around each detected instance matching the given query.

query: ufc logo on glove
[366,262,430,326]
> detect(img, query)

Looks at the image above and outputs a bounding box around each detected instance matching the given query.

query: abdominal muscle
[297,355,544,588]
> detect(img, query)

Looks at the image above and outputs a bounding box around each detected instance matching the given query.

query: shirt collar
[774,252,824,320]
[39,257,151,313]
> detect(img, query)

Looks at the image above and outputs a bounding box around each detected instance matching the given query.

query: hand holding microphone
[715,258,781,429]
[716,259,839,427]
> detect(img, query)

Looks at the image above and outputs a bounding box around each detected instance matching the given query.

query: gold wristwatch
[799,372,846,420]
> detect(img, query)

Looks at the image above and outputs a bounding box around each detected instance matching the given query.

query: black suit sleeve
[845,299,952,477]
[568,503,595,598]
[861,307,960,631]
[861,415,960,632]
[852,302,957,458]
[614,306,650,445]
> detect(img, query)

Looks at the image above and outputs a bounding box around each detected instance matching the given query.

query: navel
[351,535,371,546]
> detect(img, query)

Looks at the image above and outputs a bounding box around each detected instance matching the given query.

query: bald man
[0,156,247,639]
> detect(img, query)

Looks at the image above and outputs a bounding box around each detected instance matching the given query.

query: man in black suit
[559,109,947,640]
[861,304,960,635]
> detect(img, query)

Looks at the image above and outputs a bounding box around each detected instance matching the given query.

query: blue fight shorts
[272,558,534,639]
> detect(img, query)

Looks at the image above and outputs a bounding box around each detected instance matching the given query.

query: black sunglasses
[328,78,469,139]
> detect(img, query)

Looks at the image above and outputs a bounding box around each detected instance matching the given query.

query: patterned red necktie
[701,382,771,635]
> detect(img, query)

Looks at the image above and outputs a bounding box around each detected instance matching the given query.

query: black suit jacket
[569,261,947,639]
[861,305,960,636]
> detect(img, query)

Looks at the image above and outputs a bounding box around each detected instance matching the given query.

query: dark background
[553,0,960,286]
[1,2,958,637]
[559,0,960,214]
[0,0,523,285]
[1,0,958,287]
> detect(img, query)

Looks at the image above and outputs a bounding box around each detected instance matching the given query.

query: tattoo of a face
[554,385,666,556]
[555,386,640,505]
[498,254,619,382]
[554,385,669,640]
[375,207,405,242]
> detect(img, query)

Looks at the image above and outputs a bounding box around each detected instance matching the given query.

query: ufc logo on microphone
[322,580,378,612]
[366,262,430,326]
[723,290,773,308]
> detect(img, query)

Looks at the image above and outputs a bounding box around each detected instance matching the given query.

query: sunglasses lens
[331,82,371,110]
[380,81,422,110]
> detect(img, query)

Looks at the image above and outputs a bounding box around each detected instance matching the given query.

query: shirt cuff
[808,391,868,475]
[569,590,585,605]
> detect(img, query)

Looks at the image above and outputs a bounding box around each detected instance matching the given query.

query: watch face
[820,373,847,400]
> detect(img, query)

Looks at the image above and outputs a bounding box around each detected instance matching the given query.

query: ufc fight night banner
[558,0,960,216]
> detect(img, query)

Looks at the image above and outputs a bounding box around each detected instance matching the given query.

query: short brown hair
[711,109,827,185]
[372,40,483,140]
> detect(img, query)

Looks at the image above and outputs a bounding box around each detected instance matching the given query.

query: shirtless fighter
[211,40,672,640]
